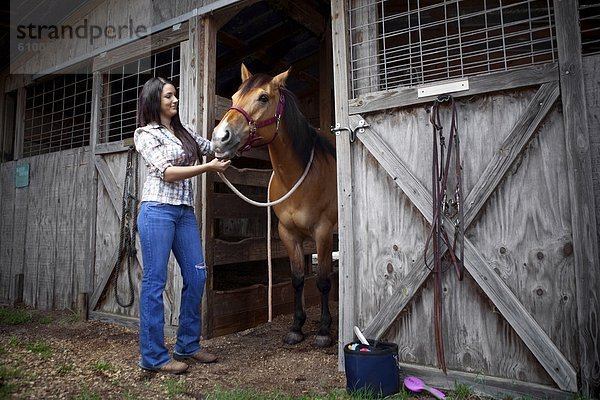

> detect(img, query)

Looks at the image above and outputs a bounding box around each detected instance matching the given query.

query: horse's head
[212,64,290,159]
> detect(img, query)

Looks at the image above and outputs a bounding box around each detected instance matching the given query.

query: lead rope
[217,147,315,321]
[423,95,464,373]
[113,146,139,308]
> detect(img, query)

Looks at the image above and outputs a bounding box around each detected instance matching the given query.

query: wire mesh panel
[580,0,600,56]
[23,69,93,157]
[100,45,181,143]
[348,0,558,97]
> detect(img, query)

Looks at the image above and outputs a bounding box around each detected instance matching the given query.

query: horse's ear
[273,67,291,88]
[241,63,253,82]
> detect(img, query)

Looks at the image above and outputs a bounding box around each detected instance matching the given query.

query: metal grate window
[23,70,92,157]
[100,45,181,143]
[349,0,558,96]
[580,1,600,56]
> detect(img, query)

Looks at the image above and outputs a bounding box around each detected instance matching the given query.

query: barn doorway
[203,0,336,337]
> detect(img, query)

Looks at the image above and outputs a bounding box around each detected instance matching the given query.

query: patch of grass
[345,386,412,399]
[37,315,54,325]
[447,382,474,399]
[319,388,355,400]
[389,388,410,400]
[26,340,52,359]
[571,393,594,400]
[205,387,293,399]
[57,309,80,325]
[204,387,412,400]
[93,360,114,372]
[0,365,21,398]
[0,309,33,325]
[163,377,188,398]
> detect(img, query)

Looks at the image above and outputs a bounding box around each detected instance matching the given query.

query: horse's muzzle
[212,122,240,160]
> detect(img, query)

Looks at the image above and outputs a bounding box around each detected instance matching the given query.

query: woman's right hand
[207,158,231,172]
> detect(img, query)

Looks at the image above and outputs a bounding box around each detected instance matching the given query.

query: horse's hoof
[283,331,304,345]
[314,334,333,348]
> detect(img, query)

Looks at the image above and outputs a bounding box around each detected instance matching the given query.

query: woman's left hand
[207,158,231,172]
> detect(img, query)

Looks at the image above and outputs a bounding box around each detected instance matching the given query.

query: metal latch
[330,119,369,143]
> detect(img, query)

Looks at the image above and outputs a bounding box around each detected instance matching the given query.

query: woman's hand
[163,158,231,182]
[207,158,231,172]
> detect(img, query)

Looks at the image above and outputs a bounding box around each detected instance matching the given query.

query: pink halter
[228,92,286,153]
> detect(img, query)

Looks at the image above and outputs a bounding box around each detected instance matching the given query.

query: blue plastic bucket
[344,340,400,397]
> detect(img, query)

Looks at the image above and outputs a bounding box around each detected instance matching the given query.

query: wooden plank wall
[0,148,91,309]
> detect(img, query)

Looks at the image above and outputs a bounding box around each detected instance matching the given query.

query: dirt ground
[0,302,438,399]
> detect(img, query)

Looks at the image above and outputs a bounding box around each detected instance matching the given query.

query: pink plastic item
[403,376,446,399]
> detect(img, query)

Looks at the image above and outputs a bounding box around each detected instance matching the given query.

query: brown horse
[211,64,337,347]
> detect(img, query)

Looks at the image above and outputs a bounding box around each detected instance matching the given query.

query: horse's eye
[258,94,269,103]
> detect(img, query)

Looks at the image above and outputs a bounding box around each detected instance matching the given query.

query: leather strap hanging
[112,146,139,308]
[424,94,464,373]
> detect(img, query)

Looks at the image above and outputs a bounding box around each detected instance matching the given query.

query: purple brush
[404,376,446,399]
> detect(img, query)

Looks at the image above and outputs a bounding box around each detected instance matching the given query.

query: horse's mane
[239,74,336,168]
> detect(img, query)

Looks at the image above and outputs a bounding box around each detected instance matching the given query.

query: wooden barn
[0,0,599,398]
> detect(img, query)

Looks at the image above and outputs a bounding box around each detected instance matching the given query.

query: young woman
[134,77,230,374]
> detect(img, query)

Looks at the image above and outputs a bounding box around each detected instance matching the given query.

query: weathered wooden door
[332,0,599,397]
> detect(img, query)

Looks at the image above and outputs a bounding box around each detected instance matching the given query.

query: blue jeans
[137,201,207,369]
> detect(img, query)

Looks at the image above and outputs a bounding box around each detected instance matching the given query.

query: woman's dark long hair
[137,77,201,162]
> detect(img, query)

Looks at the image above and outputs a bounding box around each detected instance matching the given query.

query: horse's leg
[279,224,306,345]
[314,224,334,347]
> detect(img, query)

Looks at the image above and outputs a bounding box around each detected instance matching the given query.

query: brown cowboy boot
[174,349,217,363]
[148,359,188,374]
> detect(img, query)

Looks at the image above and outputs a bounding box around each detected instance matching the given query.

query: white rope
[267,201,272,322]
[216,147,315,208]
[216,148,315,322]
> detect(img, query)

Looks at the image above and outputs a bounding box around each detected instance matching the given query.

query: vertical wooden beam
[319,21,333,136]
[13,87,26,159]
[553,0,600,396]
[85,72,102,308]
[195,13,218,338]
[78,292,89,321]
[180,38,198,326]
[331,0,355,368]
[191,13,207,337]
[201,16,217,147]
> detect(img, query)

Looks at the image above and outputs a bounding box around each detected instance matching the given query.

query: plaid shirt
[134,123,214,206]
